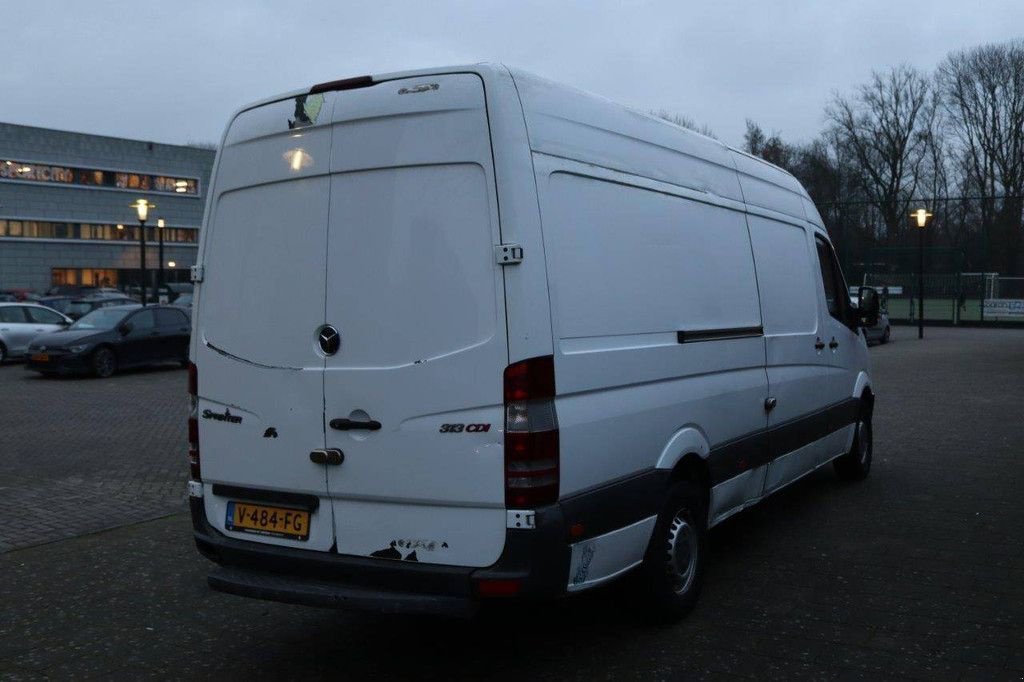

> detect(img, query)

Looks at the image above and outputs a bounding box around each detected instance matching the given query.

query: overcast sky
[4,1,1022,149]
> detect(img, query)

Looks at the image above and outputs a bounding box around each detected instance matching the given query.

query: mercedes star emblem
[317,325,341,355]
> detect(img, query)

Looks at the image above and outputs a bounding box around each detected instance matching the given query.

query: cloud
[3,0,1023,147]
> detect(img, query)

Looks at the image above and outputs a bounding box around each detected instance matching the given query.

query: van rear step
[208,566,477,618]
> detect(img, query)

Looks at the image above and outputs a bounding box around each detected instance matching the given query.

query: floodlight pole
[157,218,165,294]
[132,199,153,306]
[918,225,924,340]
[911,208,931,340]
[138,216,147,307]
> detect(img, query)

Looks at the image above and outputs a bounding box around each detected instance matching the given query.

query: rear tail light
[187,361,201,481]
[473,578,522,598]
[503,356,559,508]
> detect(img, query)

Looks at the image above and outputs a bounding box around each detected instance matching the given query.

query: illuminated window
[0,219,197,243]
[0,157,200,196]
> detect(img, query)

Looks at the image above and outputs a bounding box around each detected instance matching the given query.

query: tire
[637,480,708,623]
[0,342,6,364]
[881,327,890,344]
[92,347,117,378]
[834,408,872,481]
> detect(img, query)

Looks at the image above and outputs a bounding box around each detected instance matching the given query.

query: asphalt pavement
[1,327,1023,680]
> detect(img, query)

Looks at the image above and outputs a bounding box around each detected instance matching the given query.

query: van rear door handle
[829,338,839,349]
[329,418,381,431]
[814,338,826,350]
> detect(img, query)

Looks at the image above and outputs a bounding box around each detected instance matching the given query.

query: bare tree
[938,39,1024,274]
[651,110,718,140]
[827,65,938,241]
[742,120,794,169]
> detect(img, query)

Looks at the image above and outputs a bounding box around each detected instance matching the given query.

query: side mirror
[118,322,133,336]
[858,287,880,327]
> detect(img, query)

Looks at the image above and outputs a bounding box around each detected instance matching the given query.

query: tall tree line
[743,39,1024,278]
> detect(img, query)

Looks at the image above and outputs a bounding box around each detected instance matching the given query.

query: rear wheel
[0,342,7,364]
[92,347,117,378]
[637,480,707,622]
[834,409,872,480]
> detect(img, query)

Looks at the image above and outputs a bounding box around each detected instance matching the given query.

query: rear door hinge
[506,509,536,529]
[190,265,204,283]
[494,244,523,265]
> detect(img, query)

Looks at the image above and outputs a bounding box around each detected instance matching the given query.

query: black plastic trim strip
[309,75,374,95]
[539,397,863,543]
[559,469,670,542]
[211,484,320,512]
[677,326,764,343]
[709,396,862,486]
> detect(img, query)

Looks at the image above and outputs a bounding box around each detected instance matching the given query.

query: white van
[188,65,879,619]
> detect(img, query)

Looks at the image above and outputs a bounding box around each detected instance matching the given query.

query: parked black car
[64,294,137,320]
[26,305,191,378]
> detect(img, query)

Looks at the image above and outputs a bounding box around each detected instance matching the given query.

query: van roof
[228,63,819,227]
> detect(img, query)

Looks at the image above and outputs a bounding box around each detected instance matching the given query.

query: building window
[51,268,119,288]
[0,158,200,196]
[0,219,198,243]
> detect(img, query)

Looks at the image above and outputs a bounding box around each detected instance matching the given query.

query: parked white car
[187,65,879,621]
[0,302,72,362]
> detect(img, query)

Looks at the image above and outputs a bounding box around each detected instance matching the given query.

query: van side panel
[511,69,744,202]
[747,215,831,495]
[534,157,768,505]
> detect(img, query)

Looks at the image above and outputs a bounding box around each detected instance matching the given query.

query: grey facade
[0,122,214,292]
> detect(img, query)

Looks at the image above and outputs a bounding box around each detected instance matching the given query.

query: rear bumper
[208,565,478,617]
[191,495,570,616]
[25,354,90,374]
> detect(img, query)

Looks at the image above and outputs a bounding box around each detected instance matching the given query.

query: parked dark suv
[26,305,191,377]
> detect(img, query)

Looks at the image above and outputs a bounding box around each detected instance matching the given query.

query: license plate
[225,501,310,541]
[31,353,49,362]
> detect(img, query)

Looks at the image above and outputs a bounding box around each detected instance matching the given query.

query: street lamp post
[157,218,165,297]
[911,208,933,340]
[132,199,155,306]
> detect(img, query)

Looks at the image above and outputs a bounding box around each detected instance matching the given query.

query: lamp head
[131,199,154,222]
[911,208,933,228]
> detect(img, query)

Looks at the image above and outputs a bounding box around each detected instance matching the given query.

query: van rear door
[321,74,509,568]
[196,93,336,551]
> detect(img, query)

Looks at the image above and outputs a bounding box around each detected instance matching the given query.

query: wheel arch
[655,426,712,508]
[853,371,874,418]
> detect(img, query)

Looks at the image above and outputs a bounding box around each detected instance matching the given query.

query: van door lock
[494,243,524,265]
[309,448,345,466]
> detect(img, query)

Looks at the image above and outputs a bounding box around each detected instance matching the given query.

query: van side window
[814,236,847,322]
[748,218,817,335]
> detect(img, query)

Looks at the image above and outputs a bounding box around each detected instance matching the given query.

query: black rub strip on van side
[560,397,864,540]
[559,469,670,542]
[708,396,863,486]
[677,326,764,343]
